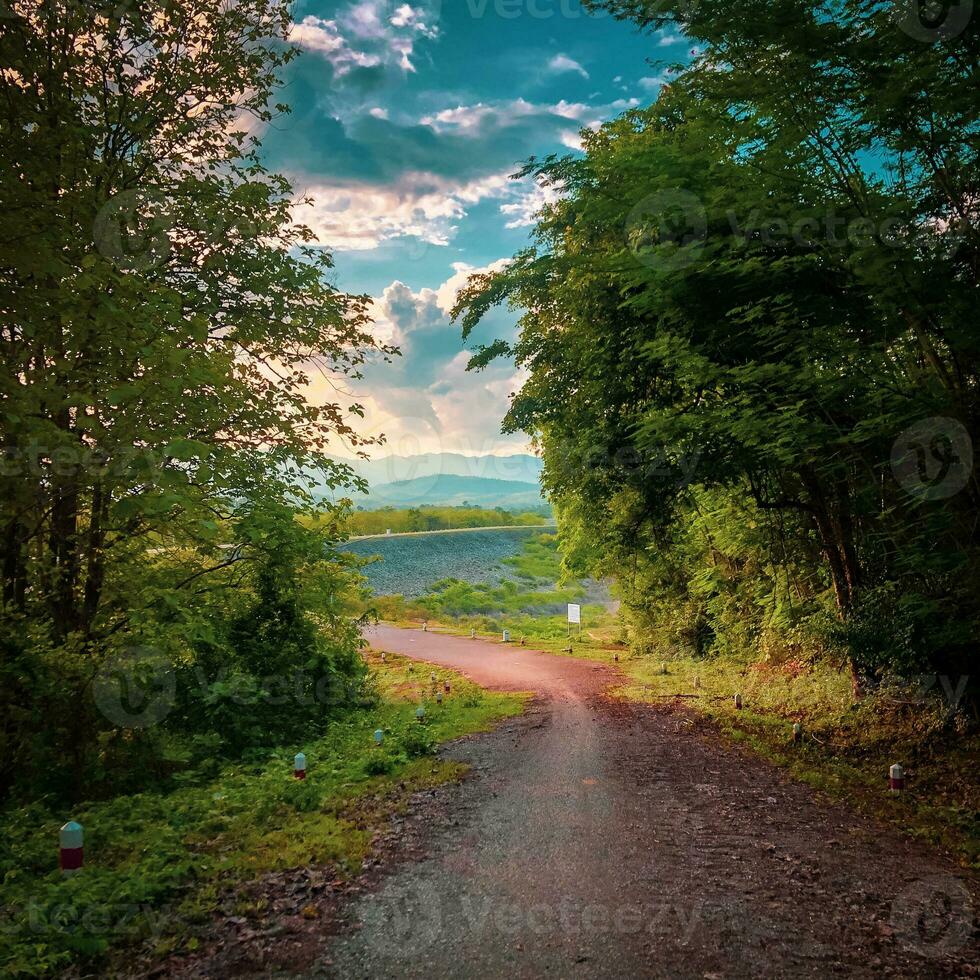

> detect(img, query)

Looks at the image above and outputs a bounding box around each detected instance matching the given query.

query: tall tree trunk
[801,468,868,698]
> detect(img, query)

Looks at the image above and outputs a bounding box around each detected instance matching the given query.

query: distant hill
[352,474,544,510]
[308,453,546,510]
[329,452,543,487]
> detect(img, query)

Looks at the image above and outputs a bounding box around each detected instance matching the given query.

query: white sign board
[567,603,581,625]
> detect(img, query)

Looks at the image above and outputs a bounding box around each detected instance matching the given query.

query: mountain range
[310,453,546,511]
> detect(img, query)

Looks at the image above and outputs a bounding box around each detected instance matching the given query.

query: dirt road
[311,626,976,979]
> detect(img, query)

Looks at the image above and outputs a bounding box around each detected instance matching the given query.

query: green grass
[0,655,526,978]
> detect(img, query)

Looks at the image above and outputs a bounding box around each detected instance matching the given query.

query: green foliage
[0,657,526,977]
[0,1,393,800]
[453,0,980,693]
[317,506,547,536]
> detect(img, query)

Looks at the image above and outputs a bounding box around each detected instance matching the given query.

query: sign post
[567,603,581,646]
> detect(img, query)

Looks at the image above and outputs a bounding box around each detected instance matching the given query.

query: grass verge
[617,652,979,869]
[0,654,526,978]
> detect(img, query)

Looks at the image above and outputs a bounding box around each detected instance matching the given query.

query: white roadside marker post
[59,821,83,876]
[793,722,802,744]
[416,705,426,723]
[502,629,510,643]
[444,681,450,694]
[294,752,307,781]
[889,763,905,795]
[436,691,443,705]
[470,628,476,639]
[734,693,743,710]
[373,729,384,746]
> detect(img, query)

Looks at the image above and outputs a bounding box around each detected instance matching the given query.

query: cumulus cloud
[313,263,526,455]
[298,171,513,250]
[289,0,439,76]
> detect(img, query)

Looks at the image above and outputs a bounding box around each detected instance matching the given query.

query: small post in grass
[502,629,510,643]
[734,693,743,710]
[416,705,426,723]
[436,690,443,705]
[889,763,905,795]
[422,620,428,632]
[373,729,384,746]
[661,663,668,675]
[380,652,386,663]
[792,722,802,744]
[59,821,83,876]
[444,680,450,693]
[693,676,701,690]
[470,628,476,639]
[294,752,307,780]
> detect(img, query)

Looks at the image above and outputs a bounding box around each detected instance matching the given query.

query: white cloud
[500,181,564,229]
[314,264,527,456]
[419,97,620,140]
[434,259,512,315]
[297,172,513,251]
[289,0,439,75]
[289,17,382,73]
[420,102,501,133]
[368,106,389,119]
[548,54,589,79]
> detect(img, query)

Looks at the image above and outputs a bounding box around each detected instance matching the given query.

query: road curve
[313,626,977,979]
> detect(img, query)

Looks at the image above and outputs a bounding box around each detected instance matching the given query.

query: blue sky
[260,0,687,457]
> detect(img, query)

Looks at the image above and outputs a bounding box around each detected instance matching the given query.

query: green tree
[455,0,978,693]
[0,0,393,795]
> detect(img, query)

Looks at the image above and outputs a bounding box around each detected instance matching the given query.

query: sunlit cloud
[548,53,589,79]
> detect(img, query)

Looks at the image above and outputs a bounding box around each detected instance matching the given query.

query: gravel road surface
[312,625,978,979]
